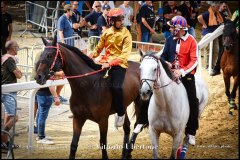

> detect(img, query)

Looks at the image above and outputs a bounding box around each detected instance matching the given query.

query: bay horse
[221,20,239,115]
[139,53,208,158]
[35,37,149,159]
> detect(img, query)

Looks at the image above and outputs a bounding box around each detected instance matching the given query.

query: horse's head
[222,20,237,52]
[139,51,160,101]
[36,36,63,85]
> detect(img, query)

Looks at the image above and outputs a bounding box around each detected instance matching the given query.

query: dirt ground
[2,11,239,159]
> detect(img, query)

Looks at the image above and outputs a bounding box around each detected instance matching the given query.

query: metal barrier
[2,79,69,155]
[20,1,48,37]
[87,36,164,57]
[17,47,33,82]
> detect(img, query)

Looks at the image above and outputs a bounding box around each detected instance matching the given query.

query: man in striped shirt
[160,16,199,146]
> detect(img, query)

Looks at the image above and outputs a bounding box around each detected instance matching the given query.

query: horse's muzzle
[36,74,47,85]
[140,89,151,101]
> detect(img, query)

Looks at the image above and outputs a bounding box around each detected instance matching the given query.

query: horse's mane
[223,20,236,36]
[59,43,102,70]
[145,52,174,80]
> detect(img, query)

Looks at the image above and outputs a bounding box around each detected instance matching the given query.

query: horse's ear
[52,35,57,46]
[41,36,48,46]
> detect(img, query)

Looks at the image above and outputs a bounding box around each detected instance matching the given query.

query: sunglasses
[95,5,101,8]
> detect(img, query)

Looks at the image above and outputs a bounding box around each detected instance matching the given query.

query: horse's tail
[133,95,149,128]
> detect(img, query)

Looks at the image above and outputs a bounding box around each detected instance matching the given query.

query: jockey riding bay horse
[35,37,149,159]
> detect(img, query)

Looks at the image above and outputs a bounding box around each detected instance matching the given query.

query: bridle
[44,43,64,76]
[140,56,176,91]
[43,43,105,80]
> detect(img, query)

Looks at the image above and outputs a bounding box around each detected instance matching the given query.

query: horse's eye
[154,68,157,72]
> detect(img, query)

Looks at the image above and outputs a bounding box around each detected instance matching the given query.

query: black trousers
[109,66,126,116]
[1,36,7,55]
[182,74,199,136]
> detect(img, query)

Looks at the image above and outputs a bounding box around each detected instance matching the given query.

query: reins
[45,44,106,80]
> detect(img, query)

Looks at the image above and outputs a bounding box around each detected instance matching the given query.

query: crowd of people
[1,1,239,149]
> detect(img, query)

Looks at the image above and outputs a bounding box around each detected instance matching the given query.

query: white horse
[139,53,208,159]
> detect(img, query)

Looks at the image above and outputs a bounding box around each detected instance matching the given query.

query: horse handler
[160,16,199,145]
[88,8,132,128]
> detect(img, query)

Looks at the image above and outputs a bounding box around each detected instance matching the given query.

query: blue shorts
[1,92,17,116]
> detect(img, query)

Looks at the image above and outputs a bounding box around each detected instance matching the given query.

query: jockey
[88,8,132,127]
[160,15,199,145]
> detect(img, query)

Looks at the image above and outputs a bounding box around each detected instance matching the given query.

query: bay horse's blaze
[36,37,149,159]
[221,20,239,115]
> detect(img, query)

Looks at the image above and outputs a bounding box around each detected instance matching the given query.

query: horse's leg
[149,125,160,159]
[122,113,130,159]
[124,98,149,159]
[98,118,109,159]
[223,74,231,99]
[170,132,183,159]
[69,117,86,159]
[229,76,239,113]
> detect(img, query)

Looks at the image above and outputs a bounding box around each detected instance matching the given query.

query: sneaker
[187,134,196,146]
[210,69,220,76]
[114,114,125,127]
[37,138,54,145]
[36,136,53,141]
[59,96,69,105]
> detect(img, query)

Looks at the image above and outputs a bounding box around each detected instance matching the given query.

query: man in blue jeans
[140,1,155,43]
[1,40,22,149]
[33,49,63,145]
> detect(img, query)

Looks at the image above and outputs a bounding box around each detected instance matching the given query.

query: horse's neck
[157,61,173,88]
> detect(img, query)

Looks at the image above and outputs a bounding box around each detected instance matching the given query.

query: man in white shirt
[118,1,133,31]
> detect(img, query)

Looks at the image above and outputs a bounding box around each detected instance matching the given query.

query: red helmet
[108,8,124,18]
[167,16,188,30]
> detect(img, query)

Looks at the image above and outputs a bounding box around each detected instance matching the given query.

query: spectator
[82,1,102,52]
[57,4,75,105]
[197,1,224,70]
[93,1,115,11]
[211,8,237,76]
[65,1,92,16]
[219,2,232,20]
[97,4,110,35]
[57,4,76,46]
[88,8,132,127]
[71,1,82,36]
[162,1,181,39]
[160,16,199,146]
[118,1,134,32]
[140,1,155,44]
[82,1,102,37]
[179,1,198,39]
[1,40,22,149]
[134,1,145,43]
[33,50,62,145]
[1,1,13,55]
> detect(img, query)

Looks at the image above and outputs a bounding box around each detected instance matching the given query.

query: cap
[64,4,72,11]
[102,4,110,10]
